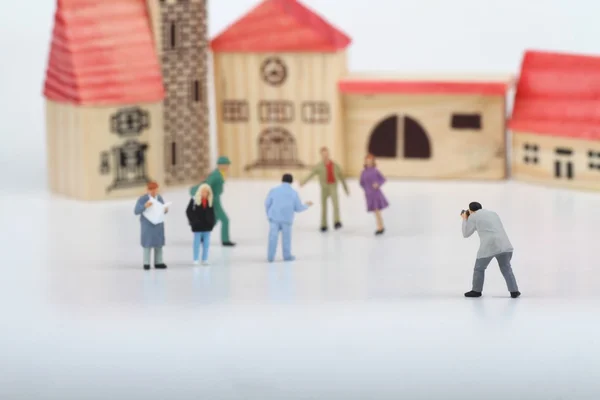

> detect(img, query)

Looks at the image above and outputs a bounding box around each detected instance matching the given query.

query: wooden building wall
[512,132,600,191]
[213,51,348,179]
[46,100,165,200]
[46,100,84,198]
[342,93,506,179]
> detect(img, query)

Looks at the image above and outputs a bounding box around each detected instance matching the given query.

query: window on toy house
[302,101,330,124]
[523,143,539,164]
[588,150,600,170]
[170,141,177,166]
[451,113,482,129]
[191,80,202,103]
[259,101,294,123]
[168,21,177,49]
[222,100,249,122]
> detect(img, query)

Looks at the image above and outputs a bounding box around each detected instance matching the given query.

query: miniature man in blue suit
[265,173,313,262]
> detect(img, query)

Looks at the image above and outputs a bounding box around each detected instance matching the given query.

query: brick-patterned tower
[148,0,210,186]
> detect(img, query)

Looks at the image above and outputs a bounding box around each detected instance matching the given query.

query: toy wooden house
[211,0,514,180]
[210,0,351,179]
[43,0,210,200]
[510,50,600,191]
[340,75,514,179]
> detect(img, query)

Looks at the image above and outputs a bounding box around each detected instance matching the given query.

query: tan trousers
[320,183,340,227]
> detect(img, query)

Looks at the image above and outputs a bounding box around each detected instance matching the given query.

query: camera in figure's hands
[461,209,470,217]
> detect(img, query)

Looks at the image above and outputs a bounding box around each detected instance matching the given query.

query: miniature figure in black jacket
[186,183,216,265]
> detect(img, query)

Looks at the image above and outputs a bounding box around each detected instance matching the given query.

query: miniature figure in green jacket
[300,147,349,232]
[190,156,235,246]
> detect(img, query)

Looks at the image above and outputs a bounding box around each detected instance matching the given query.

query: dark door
[554,160,574,179]
[367,115,398,158]
[554,148,574,179]
[367,114,432,159]
[403,116,431,159]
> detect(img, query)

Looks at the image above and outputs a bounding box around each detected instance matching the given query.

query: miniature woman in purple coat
[360,154,388,235]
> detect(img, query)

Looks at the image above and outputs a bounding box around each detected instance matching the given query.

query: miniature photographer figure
[461,202,520,298]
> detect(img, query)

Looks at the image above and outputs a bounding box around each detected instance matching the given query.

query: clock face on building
[260,57,287,86]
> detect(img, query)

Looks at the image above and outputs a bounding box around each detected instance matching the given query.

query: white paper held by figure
[143,198,172,225]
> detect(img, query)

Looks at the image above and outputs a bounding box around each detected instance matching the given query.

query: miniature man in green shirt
[190,156,235,246]
[300,147,349,232]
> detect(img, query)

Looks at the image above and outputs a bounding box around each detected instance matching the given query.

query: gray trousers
[143,247,163,265]
[472,251,518,292]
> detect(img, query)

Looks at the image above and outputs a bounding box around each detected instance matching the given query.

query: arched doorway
[367,115,431,159]
[367,115,397,158]
[245,127,306,170]
[404,116,431,158]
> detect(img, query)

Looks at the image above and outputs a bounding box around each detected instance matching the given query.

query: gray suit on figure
[462,209,519,293]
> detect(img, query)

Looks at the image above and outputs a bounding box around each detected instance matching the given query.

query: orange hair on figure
[147,181,159,190]
[364,153,376,168]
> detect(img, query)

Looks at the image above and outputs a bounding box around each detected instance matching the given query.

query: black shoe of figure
[334,222,342,229]
[155,263,167,269]
[143,264,151,270]
[375,228,385,235]
[464,290,482,298]
[222,241,236,246]
[511,291,521,298]
[320,226,328,232]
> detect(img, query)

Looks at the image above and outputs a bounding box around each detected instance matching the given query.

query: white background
[3,2,600,399]
[1,0,599,191]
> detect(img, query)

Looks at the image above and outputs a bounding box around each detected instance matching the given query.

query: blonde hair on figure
[194,183,213,207]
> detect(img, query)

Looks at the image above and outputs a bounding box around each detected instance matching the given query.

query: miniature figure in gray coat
[134,181,168,270]
[461,202,520,298]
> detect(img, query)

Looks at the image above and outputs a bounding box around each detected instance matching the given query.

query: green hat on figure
[216,156,231,165]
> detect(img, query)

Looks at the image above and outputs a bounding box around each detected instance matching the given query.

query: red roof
[509,50,600,140]
[43,0,165,106]
[210,0,351,52]
[338,75,512,96]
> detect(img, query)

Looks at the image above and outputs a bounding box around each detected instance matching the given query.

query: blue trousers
[193,231,211,261]
[268,221,293,261]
